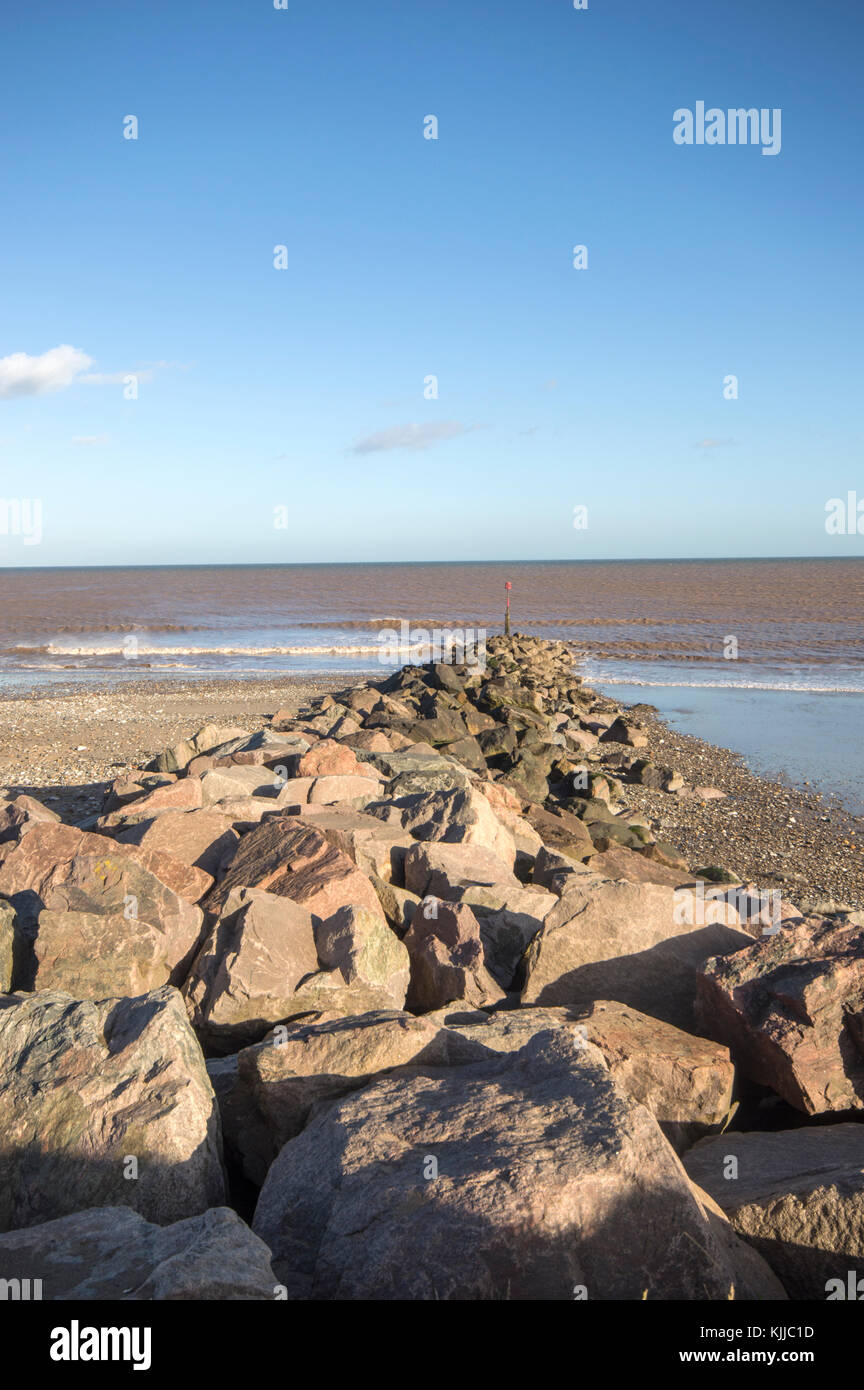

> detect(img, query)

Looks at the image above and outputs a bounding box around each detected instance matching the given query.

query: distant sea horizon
[2,554,861,571]
[1,557,863,812]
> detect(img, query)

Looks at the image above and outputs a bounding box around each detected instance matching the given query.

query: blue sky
[1,0,862,565]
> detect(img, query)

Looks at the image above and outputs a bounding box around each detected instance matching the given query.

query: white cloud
[694,437,737,449]
[352,421,474,455]
[72,434,109,446]
[0,348,193,399]
[0,345,92,399]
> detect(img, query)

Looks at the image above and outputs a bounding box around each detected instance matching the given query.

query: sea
[1,558,862,812]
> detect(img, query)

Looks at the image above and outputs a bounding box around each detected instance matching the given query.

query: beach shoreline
[614,703,864,913]
[0,675,337,826]
[1,668,862,912]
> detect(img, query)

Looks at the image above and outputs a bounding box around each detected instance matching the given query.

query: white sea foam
[583,675,864,694]
[41,642,391,658]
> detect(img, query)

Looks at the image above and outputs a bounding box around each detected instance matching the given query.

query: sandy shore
[1,673,863,912]
[0,676,336,825]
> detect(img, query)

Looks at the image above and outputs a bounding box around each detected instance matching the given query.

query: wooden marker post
[504,580,512,637]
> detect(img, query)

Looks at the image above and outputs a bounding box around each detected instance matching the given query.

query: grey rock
[0,986,225,1232]
[253,1031,786,1300]
[521,879,751,1031]
[0,1205,276,1300]
[684,1125,864,1301]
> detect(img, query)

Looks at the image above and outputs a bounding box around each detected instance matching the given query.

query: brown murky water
[0,558,862,678]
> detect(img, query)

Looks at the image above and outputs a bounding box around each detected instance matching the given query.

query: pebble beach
[2,667,862,912]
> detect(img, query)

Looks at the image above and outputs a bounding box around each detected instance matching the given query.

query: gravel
[0,676,340,824]
[611,705,864,911]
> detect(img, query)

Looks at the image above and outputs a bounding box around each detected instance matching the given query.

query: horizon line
[1,554,863,573]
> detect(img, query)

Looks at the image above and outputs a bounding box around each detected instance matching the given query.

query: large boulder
[424,1000,735,1153]
[199,766,283,806]
[477,676,545,717]
[403,712,470,747]
[533,845,594,896]
[440,735,487,774]
[0,795,60,855]
[306,774,384,806]
[292,809,413,884]
[295,738,363,778]
[335,687,381,717]
[369,874,422,934]
[204,817,384,924]
[183,887,321,1051]
[216,1010,454,1184]
[114,845,212,904]
[498,751,553,804]
[0,825,204,994]
[327,713,363,740]
[149,723,251,774]
[403,841,519,899]
[627,760,684,793]
[521,878,751,1030]
[361,754,459,795]
[315,904,409,1010]
[600,717,648,748]
[696,917,864,1114]
[522,804,595,863]
[477,725,518,760]
[252,1031,786,1300]
[33,896,202,999]
[261,968,411,1026]
[586,845,691,888]
[115,809,240,878]
[102,772,176,815]
[208,797,286,829]
[0,1206,277,1300]
[185,729,312,777]
[98,776,204,828]
[490,805,544,862]
[403,897,506,1012]
[573,1000,735,1153]
[683,1125,864,1301]
[343,729,399,753]
[384,764,474,800]
[368,786,516,868]
[0,986,225,1232]
[459,884,557,990]
[706,883,803,935]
